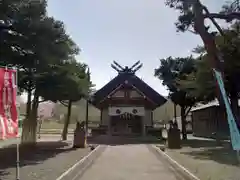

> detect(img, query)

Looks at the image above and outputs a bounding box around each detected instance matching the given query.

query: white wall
[101,108,109,126]
[143,109,152,126]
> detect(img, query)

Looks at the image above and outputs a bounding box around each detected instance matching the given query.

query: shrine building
[90,61,167,136]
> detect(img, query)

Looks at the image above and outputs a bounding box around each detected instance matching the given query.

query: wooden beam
[132,63,143,73]
[111,64,120,72]
[129,61,140,71]
[113,61,124,71]
[97,98,155,109]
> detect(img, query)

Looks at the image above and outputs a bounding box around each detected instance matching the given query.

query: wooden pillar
[100,109,103,126]
[142,117,146,136]
[108,117,112,136]
[151,110,153,126]
[85,99,89,137]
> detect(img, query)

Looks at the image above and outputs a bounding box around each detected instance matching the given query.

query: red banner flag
[0,68,18,140]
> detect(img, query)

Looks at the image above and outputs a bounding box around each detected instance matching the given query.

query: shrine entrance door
[110,113,142,136]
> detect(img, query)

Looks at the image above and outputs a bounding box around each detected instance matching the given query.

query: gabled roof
[191,99,240,112]
[90,72,167,109]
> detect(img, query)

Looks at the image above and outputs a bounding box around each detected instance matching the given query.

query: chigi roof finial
[110,60,143,74]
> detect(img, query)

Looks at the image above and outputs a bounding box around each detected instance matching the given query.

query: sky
[44,0,226,98]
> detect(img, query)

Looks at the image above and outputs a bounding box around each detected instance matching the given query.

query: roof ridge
[91,72,167,109]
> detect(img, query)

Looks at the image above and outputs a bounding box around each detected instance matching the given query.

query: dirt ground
[0,140,91,180]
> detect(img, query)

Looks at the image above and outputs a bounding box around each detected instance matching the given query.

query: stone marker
[73,122,86,148]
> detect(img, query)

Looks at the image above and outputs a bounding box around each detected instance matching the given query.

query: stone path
[78,144,181,180]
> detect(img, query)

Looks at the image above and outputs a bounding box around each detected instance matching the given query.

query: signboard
[213,69,240,150]
[0,68,18,139]
[108,107,145,116]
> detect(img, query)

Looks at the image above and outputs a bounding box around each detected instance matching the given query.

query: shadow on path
[181,146,238,166]
[88,135,163,146]
[181,139,225,148]
[0,171,9,177]
[0,141,76,175]
[178,139,239,166]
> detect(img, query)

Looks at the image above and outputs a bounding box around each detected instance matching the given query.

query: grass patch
[40,121,75,129]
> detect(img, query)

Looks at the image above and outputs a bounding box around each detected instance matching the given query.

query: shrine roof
[90,72,167,109]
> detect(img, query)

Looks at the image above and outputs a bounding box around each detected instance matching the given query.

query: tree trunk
[174,103,177,122]
[231,96,239,117]
[181,106,187,140]
[26,69,33,119]
[21,92,39,145]
[61,100,72,141]
[37,118,43,139]
[26,86,32,119]
[193,2,224,106]
[193,2,221,70]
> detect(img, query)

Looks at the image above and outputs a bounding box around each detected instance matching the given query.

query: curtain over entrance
[110,113,142,136]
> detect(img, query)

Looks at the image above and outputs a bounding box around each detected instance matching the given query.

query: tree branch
[38,99,46,103]
[60,100,68,107]
[30,98,45,103]
[184,106,192,117]
[202,6,225,36]
[206,12,240,22]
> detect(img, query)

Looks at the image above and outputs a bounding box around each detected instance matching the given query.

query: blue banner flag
[213,69,240,150]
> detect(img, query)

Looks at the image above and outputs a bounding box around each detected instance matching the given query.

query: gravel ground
[162,139,240,180]
[0,140,91,180]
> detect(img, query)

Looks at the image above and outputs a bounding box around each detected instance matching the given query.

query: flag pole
[14,67,20,180]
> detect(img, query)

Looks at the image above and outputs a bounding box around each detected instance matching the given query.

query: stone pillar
[73,122,86,148]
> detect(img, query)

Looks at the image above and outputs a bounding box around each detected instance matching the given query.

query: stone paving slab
[77,144,180,180]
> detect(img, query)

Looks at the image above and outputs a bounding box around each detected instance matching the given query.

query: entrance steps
[88,135,158,145]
